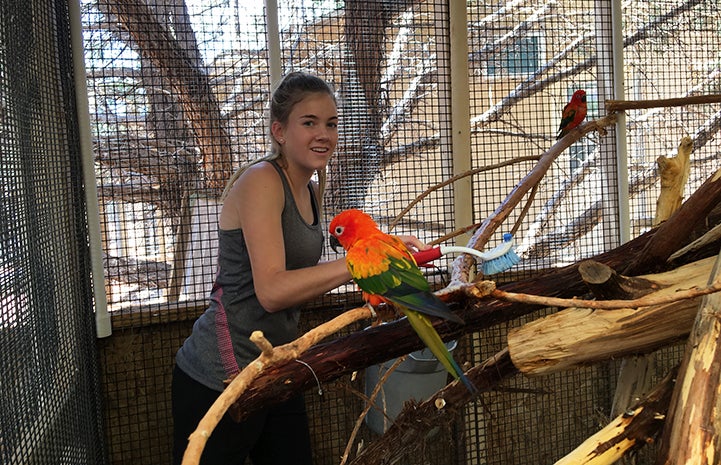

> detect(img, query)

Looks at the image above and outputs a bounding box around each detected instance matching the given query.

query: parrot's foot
[364,302,377,319]
[367,302,401,324]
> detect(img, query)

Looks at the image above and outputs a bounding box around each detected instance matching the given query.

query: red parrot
[329,209,477,394]
[556,89,587,139]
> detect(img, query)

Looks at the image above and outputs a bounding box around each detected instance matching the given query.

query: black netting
[0,0,106,464]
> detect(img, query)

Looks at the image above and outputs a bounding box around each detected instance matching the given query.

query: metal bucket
[364,341,457,435]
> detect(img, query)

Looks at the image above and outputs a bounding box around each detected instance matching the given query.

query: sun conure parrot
[329,209,477,394]
[556,89,587,139]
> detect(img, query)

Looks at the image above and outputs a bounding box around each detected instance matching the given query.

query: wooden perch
[606,94,721,113]
[181,306,374,465]
[451,114,618,284]
[654,136,692,226]
[656,252,721,465]
[507,257,717,376]
[554,366,678,465]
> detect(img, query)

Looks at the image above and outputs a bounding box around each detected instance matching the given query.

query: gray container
[364,340,457,435]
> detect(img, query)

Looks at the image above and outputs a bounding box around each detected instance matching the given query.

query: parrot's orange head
[328,209,378,252]
[572,89,587,103]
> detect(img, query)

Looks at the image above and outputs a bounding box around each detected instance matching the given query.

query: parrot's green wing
[347,235,464,324]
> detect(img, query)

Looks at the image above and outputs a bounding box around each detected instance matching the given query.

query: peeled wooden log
[656,252,721,465]
[555,366,678,465]
[507,257,716,376]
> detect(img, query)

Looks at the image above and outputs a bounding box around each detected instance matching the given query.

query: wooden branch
[606,94,721,113]
[347,349,518,465]
[656,251,721,465]
[388,155,540,231]
[181,306,374,465]
[493,268,721,311]
[507,257,716,376]
[654,136,692,226]
[623,168,721,276]
[578,260,659,300]
[555,366,678,465]
[451,114,618,284]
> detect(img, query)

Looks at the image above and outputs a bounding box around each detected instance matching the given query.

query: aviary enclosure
[2,0,721,464]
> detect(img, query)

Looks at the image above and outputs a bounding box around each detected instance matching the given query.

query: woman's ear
[271,121,285,144]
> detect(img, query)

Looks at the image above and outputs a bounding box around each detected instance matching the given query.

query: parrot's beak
[329,235,342,253]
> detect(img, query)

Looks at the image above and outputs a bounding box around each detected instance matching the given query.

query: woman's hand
[396,235,431,253]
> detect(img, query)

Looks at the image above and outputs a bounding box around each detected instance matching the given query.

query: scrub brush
[413,233,520,276]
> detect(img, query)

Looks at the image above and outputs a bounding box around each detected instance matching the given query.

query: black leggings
[171,365,313,465]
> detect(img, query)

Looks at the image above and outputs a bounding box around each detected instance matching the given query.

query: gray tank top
[175,160,324,391]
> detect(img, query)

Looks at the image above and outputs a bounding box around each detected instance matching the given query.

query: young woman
[172,71,427,465]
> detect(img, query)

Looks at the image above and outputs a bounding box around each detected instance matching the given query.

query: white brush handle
[438,242,513,261]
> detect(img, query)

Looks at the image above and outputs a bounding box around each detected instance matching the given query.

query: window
[485,34,543,77]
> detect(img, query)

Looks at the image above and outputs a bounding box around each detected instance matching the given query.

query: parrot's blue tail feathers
[448,355,477,394]
[458,372,478,395]
[480,233,520,276]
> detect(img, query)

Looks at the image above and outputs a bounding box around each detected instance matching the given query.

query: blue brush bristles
[480,233,521,275]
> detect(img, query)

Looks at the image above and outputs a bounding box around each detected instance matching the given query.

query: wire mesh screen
[623,1,721,235]
[73,0,721,464]
[467,1,620,278]
[0,0,106,464]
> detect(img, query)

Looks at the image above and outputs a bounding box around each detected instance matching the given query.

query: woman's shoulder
[233,160,282,193]
[219,160,284,229]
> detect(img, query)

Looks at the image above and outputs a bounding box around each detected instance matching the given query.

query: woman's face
[273,92,338,173]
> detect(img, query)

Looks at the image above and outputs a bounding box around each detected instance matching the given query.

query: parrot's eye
[334,225,344,236]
